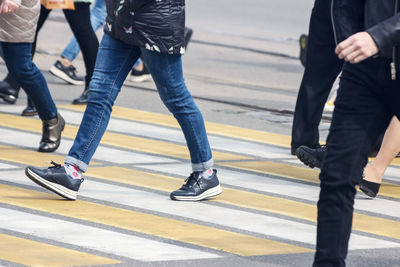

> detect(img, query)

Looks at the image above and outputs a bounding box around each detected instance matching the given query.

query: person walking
[290,0,343,155]
[49,0,106,87]
[313,0,400,265]
[0,0,65,152]
[0,0,99,110]
[25,0,222,202]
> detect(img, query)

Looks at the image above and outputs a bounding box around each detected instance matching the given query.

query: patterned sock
[201,168,213,178]
[64,164,82,179]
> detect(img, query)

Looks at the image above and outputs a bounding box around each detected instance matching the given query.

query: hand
[335,32,379,64]
[0,0,20,14]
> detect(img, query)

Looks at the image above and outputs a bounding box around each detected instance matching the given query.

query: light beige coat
[0,0,40,43]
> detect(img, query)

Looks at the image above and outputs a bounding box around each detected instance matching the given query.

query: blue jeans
[65,34,213,172]
[1,42,57,120]
[61,0,106,62]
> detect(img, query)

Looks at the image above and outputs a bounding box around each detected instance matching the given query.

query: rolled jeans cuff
[65,156,88,172]
[192,158,214,172]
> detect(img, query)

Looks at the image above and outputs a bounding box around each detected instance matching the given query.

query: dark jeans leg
[291,0,343,150]
[313,61,392,266]
[63,3,99,87]
[1,42,57,120]
[2,6,52,101]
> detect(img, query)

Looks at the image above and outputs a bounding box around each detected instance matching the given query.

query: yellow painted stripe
[60,105,292,147]
[60,105,400,170]
[221,161,400,199]
[0,113,248,162]
[0,144,100,167]
[86,166,400,240]
[0,185,311,256]
[0,233,119,266]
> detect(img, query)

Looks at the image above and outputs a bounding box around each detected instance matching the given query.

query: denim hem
[191,158,214,172]
[65,156,88,172]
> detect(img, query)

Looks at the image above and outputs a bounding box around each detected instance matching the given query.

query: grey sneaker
[25,161,83,200]
[170,169,222,201]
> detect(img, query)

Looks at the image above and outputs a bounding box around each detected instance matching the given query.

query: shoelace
[183,173,202,189]
[49,161,62,169]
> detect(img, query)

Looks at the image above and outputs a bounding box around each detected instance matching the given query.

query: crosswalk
[0,104,399,266]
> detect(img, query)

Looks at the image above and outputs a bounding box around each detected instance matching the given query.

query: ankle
[60,57,72,67]
[363,164,383,184]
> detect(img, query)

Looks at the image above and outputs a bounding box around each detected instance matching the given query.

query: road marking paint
[0,185,311,256]
[85,166,400,240]
[0,233,119,266]
[0,208,220,261]
[0,113,249,162]
[60,105,292,147]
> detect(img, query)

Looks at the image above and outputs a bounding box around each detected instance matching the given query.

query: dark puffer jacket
[104,0,185,55]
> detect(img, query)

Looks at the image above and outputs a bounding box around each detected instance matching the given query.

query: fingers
[335,33,377,64]
[0,1,19,14]
[335,38,353,55]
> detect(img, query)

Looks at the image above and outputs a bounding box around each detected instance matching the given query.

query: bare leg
[364,116,400,183]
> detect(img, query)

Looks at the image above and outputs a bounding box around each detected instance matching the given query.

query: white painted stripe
[0,105,308,159]
[4,170,399,250]
[0,162,19,169]
[0,207,219,261]
[58,109,291,159]
[136,164,400,219]
[0,128,178,165]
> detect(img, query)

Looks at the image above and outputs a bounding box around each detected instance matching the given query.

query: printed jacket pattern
[104,0,186,55]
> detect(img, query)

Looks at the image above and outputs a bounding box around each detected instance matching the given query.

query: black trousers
[313,58,400,266]
[5,3,99,90]
[291,0,343,150]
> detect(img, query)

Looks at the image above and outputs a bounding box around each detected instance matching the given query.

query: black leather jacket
[104,0,186,55]
[332,0,400,78]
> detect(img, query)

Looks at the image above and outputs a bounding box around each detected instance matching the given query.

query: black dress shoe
[39,112,65,153]
[295,145,326,169]
[359,179,380,198]
[21,98,38,116]
[0,80,19,104]
[72,87,89,104]
[25,161,83,200]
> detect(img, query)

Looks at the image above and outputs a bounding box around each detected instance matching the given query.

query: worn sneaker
[25,161,83,200]
[129,64,152,83]
[170,169,222,201]
[49,60,85,86]
[295,145,326,169]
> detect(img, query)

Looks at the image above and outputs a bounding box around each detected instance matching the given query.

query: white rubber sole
[129,74,152,83]
[171,184,222,201]
[49,66,85,86]
[25,168,77,200]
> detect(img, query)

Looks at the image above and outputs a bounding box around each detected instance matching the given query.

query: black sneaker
[129,64,152,83]
[170,169,222,201]
[72,87,89,105]
[49,60,85,86]
[295,145,326,169]
[25,161,83,200]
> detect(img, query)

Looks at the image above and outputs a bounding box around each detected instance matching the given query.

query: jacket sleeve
[332,0,366,43]
[367,13,400,58]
